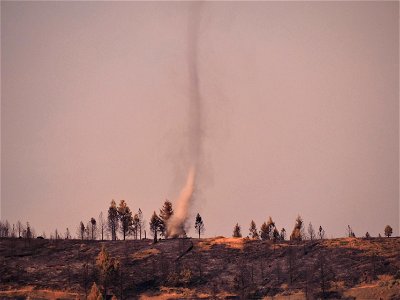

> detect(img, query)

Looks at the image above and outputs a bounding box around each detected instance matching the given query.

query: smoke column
[167,3,203,237]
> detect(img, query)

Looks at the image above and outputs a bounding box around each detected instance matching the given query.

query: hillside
[1,237,400,299]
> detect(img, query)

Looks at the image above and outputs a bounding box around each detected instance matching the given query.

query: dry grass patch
[140,287,195,299]
[263,291,306,300]
[132,248,160,260]
[198,237,245,250]
[344,282,400,299]
[139,287,235,299]
[0,286,81,299]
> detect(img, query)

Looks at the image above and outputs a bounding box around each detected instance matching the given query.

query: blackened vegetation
[0,237,400,299]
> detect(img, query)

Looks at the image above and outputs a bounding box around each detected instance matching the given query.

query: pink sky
[1,1,399,238]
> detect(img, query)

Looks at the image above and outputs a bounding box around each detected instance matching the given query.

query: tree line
[231,215,394,241]
[0,198,205,241]
[0,209,394,240]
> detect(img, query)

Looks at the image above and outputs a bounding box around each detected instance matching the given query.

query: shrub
[88,282,103,300]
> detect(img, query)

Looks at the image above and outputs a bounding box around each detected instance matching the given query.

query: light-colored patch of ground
[132,248,161,260]
[323,237,388,254]
[263,291,306,300]
[344,279,400,299]
[0,286,81,299]
[139,287,237,299]
[197,237,245,250]
[323,237,364,248]
[139,287,199,299]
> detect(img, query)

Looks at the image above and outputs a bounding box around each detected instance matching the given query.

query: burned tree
[384,225,393,238]
[286,246,296,285]
[90,217,97,240]
[26,222,32,240]
[96,245,119,299]
[150,211,162,243]
[137,208,145,239]
[118,200,133,240]
[318,251,328,298]
[0,220,10,237]
[132,213,140,239]
[159,199,174,238]
[65,228,71,239]
[233,223,242,238]
[194,213,205,238]
[318,225,325,239]
[347,225,355,238]
[308,222,316,240]
[249,220,259,239]
[108,199,119,241]
[290,215,303,242]
[266,217,276,240]
[272,227,280,242]
[78,221,85,240]
[280,228,286,241]
[99,211,106,241]
[16,220,24,238]
[260,222,269,240]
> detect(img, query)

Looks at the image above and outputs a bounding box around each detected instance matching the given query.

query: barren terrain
[1,237,399,299]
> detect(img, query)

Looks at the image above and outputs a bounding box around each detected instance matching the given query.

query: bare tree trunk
[153,230,157,243]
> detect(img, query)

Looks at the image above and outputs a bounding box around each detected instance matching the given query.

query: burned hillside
[1,237,400,299]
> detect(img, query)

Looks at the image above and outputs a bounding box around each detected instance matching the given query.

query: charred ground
[1,237,400,299]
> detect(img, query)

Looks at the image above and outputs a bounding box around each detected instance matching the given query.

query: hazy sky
[2,1,399,238]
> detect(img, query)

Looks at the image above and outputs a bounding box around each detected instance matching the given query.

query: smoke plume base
[167,166,196,238]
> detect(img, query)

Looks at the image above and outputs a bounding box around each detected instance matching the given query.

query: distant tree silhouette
[347,225,355,238]
[85,223,90,240]
[307,222,316,240]
[78,221,85,240]
[132,213,140,239]
[150,211,162,243]
[99,212,106,241]
[260,222,269,240]
[318,226,325,239]
[5,220,10,237]
[16,220,23,238]
[194,213,205,238]
[0,220,10,237]
[266,217,276,240]
[117,200,133,240]
[11,223,16,238]
[159,199,174,238]
[365,232,371,239]
[272,227,280,242]
[280,228,286,241]
[108,200,119,241]
[290,215,303,242]
[137,208,145,239]
[26,222,32,240]
[384,225,393,238]
[65,228,71,239]
[90,217,97,240]
[233,223,242,238]
[249,220,259,239]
